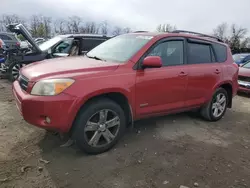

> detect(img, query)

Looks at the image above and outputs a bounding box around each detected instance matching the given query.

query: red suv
[12,30,239,154]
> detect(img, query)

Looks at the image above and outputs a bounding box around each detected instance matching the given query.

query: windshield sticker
[136,36,153,40]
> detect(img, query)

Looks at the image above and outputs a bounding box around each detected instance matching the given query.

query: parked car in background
[6,23,111,81]
[238,60,250,93]
[0,32,21,50]
[13,30,238,154]
[233,53,250,66]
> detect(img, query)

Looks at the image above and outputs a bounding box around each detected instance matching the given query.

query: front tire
[72,98,126,154]
[8,62,25,82]
[200,88,228,121]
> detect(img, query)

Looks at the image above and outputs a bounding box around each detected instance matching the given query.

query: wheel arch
[214,81,233,108]
[69,89,134,135]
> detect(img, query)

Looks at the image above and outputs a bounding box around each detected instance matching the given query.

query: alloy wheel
[212,93,226,118]
[84,109,120,148]
[12,63,25,80]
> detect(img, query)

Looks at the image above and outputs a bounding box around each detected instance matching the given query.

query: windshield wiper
[86,54,105,61]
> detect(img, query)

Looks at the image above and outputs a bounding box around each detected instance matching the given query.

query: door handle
[214,69,221,74]
[179,71,188,76]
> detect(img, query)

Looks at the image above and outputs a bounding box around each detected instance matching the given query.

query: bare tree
[113,26,122,36]
[0,14,26,32]
[68,16,81,33]
[30,15,41,37]
[100,21,109,35]
[84,22,99,34]
[54,19,66,34]
[123,27,132,33]
[213,22,228,41]
[156,24,176,32]
[42,16,52,38]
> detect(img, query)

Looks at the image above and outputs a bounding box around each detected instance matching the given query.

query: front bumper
[12,81,77,132]
[238,80,250,93]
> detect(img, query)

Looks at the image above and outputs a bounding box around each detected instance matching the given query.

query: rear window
[213,43,227,62]
[82,38,106,52]
[188,42,212,64]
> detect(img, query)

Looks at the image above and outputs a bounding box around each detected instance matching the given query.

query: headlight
[31,78,75,96]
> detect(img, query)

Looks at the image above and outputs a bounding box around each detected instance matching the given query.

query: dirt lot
[1,79,250,188]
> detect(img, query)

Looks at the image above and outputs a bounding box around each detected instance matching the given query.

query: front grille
[238,76,250,82]
[18,75,29,91]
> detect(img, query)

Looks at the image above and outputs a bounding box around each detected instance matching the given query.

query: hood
[21,56,120,81]
[7,23,41,53]
[239,67,250,77]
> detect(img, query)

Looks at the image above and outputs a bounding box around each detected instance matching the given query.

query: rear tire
[200,88,228,121]
[72,98,126,154]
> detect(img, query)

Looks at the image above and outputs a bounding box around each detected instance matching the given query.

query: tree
[0,14,26,32]
[68,16,81,33]
[84,22,99,34]
[213,23,249,52]
[54,19,66,34]
[123,27,132,33]
[213,22,228,41]
[100,21,109,35]
[156,24,176,32]
[113,26,122,36]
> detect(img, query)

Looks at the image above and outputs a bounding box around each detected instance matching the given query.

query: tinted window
[188,43,212,64]
[0,34,12,40]
[147,40,184,66]
[213,43,227,62]
[82,39,106,52]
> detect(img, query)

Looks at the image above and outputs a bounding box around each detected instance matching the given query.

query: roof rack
[171,30,224,42]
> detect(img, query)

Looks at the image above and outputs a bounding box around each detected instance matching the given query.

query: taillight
[16,42,20,47]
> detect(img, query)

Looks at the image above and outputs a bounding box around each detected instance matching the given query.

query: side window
[147,40,184,66]
[0,34,12,40]
[212,43,227,62]
[53,38,73,53]
[188,42,212,64]
[82,39,106,52]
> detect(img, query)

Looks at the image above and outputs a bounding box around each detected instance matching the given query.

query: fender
[67,87,135,129]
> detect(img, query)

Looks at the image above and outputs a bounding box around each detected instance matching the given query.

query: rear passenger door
[185,39,223,107]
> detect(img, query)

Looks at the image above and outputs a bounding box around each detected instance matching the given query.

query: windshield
[242,61,250,69]
[233,54,249,62]
[86,34,153,62]
[39,36,64,51]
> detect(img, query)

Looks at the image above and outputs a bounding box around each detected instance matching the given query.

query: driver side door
[135,38,188,117]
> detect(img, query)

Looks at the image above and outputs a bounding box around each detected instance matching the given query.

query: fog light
[45,116,51,124]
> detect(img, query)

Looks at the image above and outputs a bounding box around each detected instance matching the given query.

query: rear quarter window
[212,43,227,62]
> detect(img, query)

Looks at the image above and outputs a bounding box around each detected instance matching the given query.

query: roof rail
[171,30,224,42]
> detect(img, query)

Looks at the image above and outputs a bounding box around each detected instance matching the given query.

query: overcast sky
[1,0,250,33]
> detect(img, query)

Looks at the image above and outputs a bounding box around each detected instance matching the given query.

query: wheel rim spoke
[106,116,120,128]
[219,96,226,104]
[99,110,108,123]
[213,108,219,117]
[88,131,102,146]
[85,121,99,132]
[102,129,115,143]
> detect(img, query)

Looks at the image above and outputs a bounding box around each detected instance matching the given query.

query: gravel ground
[1,79,250,188]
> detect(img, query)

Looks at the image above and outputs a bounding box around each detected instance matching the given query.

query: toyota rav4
[12,30,239,154]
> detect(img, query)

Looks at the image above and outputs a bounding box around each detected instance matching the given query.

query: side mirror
[142,56,162,68]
